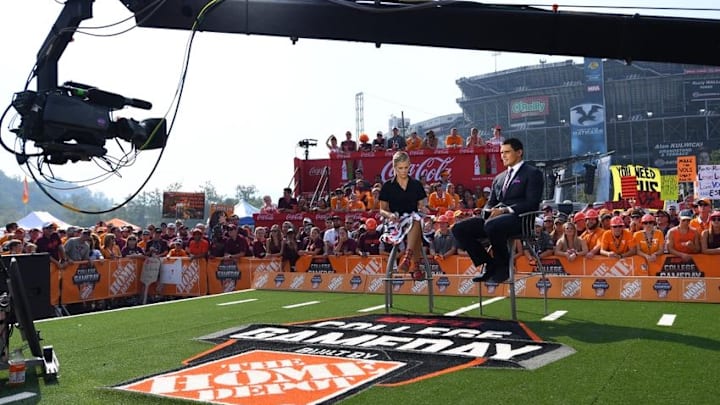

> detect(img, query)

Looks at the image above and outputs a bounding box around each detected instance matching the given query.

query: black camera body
[11,84,167,165]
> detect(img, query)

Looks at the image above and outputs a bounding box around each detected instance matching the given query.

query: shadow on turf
[0,371,43,404]
[525,320,720,351]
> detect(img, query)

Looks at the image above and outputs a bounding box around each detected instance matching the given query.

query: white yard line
[657,314,677,326]
[357,305,387,313]
[283,301,321,309]
[0,392,37,404]
[217,298,258,306]
[541,310,568,322]
[444,296,506,316]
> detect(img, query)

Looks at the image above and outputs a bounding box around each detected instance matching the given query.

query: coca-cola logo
[308,167,326,176]
[256,214,275,221]
[380,157,455,183]
[285,213,303,221]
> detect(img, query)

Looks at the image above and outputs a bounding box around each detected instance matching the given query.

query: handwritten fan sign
[697,165,720,199]
[676,156,697,182]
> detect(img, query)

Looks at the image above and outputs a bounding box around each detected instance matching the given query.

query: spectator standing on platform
[358,133,372,152]
[277,188,298,213]
[554,222,588,262]
[428,183,455,214]
[0,223,19,245]
[445,127,463,148]
[666,210,700,262]
[634,214,665,263]
[386,127,407,151]
[701,211,720,254]
[326,135,340,154]
[323,215,342,255]
[330,188,349,212]
[466,127,485,147]
[581,209,603,258]
[475,186,490,209]
[406,131,423,151]
[422,130,439,149]
[599,216,636,259]
[340,131,357,152]
[447,183,461,207]
[260,195,278,213]
[667,204,680,226]
[486,125,505,145]
[372,131,386,151]
[461,189,475,209]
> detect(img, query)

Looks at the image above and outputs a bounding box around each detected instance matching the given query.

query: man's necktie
[501,167,513,198]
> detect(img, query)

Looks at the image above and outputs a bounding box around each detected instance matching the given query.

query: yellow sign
[660,175,679,202]
[610,165,661,201]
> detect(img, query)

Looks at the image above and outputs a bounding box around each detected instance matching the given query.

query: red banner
[294,146,502,196]
[621,176,638,199]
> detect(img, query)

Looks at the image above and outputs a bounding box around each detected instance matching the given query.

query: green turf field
[2,290,720,404]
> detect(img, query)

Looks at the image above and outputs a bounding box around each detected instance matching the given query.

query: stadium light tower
[355,92,364,141]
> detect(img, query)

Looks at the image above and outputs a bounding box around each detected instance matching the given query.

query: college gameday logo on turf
[113,314,574,404]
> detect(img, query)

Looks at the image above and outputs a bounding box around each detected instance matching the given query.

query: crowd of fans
[1,196,718,274]
[326,125,506,153]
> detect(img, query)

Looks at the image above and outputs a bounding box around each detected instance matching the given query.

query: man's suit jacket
[485,162,544,215]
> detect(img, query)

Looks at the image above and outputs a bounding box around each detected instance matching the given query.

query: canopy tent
[233,199,259,226]
[16,211,73,230]
[105,217,140,230]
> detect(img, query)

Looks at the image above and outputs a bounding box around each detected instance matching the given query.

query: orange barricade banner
[60,260,109,304]
[155,258,206,297]
[50,262,61,306]
[252,271,366,293]
[643,254,719,277]
[515,256,585,275]
[246,257,283,273]
[346,256,385,275]
[107,258,141,298]
[206,257,253,294]
[583,256,639,277]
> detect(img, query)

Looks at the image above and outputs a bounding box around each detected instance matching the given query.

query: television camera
[298,138,317,160]
[11,82,168,165]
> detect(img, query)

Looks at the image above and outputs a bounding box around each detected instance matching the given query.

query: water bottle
[8,348,26,387]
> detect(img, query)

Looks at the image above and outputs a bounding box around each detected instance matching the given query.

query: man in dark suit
[452,138,544,282]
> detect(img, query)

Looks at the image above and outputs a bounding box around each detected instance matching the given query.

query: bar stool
[478,210,548,320]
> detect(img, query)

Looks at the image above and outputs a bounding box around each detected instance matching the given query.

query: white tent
[16,211,73,230]
[233,199,260,225]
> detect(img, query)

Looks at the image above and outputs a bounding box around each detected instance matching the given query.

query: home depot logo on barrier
[113,314,574,404]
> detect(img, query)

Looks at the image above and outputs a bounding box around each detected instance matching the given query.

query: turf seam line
[541,310,568,321]
[217,298,259,306]
[0,392,37,404]
[657,314,676,326]
[357,305,387,312]
[283,300,321,309]
[444,296,506,316]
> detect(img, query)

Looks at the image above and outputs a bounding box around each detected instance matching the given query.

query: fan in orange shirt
[445,127,463,148]
[633,214,664,263]
[347,192,366,212]
[330,188,349,212]
[598,216,636,258]
[405,131,423,151]
[167,239,189,257]
[428,184,456,214]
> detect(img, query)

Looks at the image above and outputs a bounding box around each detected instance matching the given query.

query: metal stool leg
[419,248,434,313]
[507,240,517,321]
[384,245,399,313]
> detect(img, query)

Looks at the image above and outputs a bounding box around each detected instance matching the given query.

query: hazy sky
[1,1,717,209]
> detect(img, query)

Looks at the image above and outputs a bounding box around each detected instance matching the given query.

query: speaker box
[0,253,52,320]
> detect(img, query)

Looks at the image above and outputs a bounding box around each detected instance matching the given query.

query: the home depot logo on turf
[117,350,404,405]
[113,314,574,404]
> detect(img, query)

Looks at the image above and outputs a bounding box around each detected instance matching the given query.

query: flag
[22,177,29,204]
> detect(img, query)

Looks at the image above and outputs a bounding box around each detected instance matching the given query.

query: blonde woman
[378,151,428,280]
[100,233,121,259]
[554,221,588,262]
[633,214,665,262]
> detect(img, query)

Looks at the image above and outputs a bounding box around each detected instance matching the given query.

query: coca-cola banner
[294,146,502,195]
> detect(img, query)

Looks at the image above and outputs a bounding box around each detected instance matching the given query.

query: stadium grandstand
[453,59,720,172]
